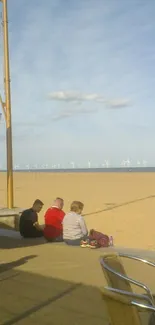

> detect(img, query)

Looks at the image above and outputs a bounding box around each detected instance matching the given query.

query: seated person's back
[19,199,44,238]
[62,201,88,245]
[44,198,65,241]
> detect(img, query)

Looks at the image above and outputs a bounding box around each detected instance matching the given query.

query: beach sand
[0,171,155,250]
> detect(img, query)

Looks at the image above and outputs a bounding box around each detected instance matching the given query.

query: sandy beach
[0,171,155,250]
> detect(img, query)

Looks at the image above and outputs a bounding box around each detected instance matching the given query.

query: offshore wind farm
[0,158,152,172]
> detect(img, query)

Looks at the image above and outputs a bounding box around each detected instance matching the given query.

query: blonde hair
[70,201,84,214]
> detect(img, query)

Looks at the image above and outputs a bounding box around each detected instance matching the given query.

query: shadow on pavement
[0,264,108,325]
[0,251,155,324]
[0,236,46,249]
[0,255,37,274]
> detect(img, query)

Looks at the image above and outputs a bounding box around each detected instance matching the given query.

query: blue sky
[0,0,155,168]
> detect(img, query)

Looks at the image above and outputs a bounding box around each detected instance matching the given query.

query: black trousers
[20,227,43,238]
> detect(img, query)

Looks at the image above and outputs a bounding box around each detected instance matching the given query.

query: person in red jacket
[43,197,65,242]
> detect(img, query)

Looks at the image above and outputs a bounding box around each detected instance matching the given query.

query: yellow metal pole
[1,0,14,208]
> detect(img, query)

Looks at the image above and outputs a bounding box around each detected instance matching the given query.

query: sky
[0,0,155,168]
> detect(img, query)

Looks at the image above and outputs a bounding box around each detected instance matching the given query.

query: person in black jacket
[19,199,44,238]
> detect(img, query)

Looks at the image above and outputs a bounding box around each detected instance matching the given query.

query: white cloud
[48,91,104,103]
[48,91,131,121]
[48,91,130,106]
[107,99,131,109]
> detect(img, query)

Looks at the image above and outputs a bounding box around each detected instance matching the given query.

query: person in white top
[62,201,88,246]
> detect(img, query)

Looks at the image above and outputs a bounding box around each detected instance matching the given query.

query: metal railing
[100,253,155,306]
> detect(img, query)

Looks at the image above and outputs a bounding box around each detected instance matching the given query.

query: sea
[1,167,155,173]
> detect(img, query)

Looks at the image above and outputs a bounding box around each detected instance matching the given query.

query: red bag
[89,229,110,247]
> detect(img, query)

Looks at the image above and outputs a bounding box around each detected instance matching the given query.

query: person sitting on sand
[62,201,88,246]
[43,197,65,242]
[19,199,44,238]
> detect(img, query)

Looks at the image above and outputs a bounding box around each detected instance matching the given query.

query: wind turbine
[88,161,91,168]
[142,160,147,167]
[25,164,30,170]
[14,164,19,170]
[121,160,127,167]
[136,160,141,167]
[41,164,48,169]
[70,161,75,169]
[126,158,131,167]
[121,159,131,167]
[104,160,109,168]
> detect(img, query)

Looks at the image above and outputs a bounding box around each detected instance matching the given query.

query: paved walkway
[0,229,21,239]
[0,234,155,324]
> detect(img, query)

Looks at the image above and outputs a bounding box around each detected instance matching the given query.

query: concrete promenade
[0,233,155,324]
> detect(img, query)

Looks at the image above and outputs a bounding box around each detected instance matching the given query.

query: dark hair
[33,199,44,206]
